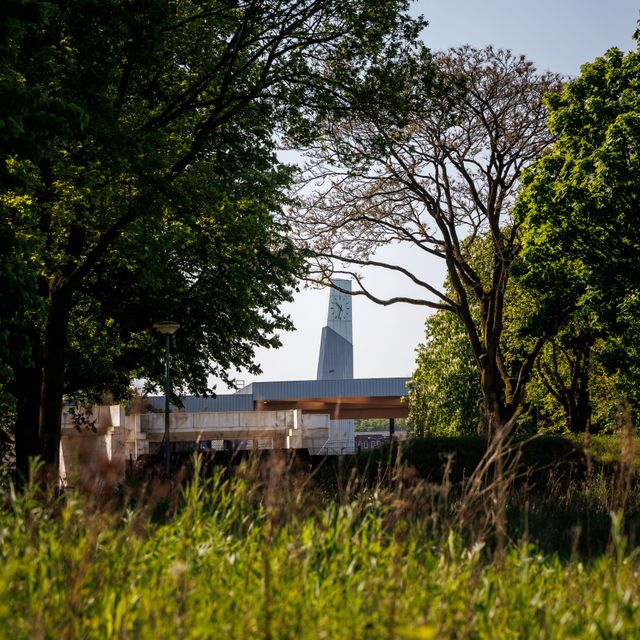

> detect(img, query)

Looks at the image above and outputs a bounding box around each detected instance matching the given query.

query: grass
[1,434,640,638]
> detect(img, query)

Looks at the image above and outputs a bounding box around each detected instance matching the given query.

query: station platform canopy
[148,377,410,420]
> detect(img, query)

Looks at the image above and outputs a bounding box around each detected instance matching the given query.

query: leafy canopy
[1,0,424,401]
[517,27,640,402]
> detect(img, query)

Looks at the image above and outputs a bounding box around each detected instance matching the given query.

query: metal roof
[146,394,254,413]
[146,377,410,413]
[241,377,410,401]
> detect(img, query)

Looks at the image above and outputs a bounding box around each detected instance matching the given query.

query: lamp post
[153,321,180,478]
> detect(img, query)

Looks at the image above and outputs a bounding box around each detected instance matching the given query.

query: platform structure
[145,377,410,454]
[59,377,410,484]
[59,280,410,482]
[59,405,330,485]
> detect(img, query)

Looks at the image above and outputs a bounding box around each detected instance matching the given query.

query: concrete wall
[60,405,128,487]
[59,405,331,484]
[326,419,356,454]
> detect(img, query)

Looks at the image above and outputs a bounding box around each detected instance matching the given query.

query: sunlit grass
[2,448,640,639]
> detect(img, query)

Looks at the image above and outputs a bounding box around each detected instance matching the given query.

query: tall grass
[1,444,640,639]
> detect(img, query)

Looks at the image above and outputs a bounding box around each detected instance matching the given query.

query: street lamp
[153,321,180,478]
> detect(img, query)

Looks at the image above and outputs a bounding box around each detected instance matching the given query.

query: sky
[212,0,638,393]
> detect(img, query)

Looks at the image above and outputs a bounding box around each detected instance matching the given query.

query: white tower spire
[316,279,355,453]
[317,279,354,380]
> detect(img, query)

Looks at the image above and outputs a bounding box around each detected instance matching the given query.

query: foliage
[409,312,622,437]
[3,448,640,638]
[354,418,406,432]
[408,226,623,436]
[357,432,640,481]
[408,309,480,436]
[409,306,622,438]
[527,336,620,434]
[1,0,424,471]
[516,31,640,405]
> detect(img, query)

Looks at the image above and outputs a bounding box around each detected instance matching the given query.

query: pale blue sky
[413,0,637,76]
[214,1,638,392]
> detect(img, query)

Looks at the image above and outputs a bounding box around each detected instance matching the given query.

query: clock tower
[317,279,355,453]
[317,279,353,379]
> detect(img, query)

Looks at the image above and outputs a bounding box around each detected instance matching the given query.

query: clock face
[329,295,351,321]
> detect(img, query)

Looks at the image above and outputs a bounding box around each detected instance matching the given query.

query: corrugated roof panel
[250,377,410,401]
[146,377,410,413]
[146,395,254,413]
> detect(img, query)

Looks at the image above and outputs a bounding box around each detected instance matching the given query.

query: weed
[2,437,640,638]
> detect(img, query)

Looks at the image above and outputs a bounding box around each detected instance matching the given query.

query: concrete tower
[317,279,355,452]
[317,279,353,379]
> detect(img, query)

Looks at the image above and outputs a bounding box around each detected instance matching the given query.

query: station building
[59,280,410,482]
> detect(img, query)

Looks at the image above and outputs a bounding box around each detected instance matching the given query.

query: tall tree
[516,27,640,406]
[2,0,424,477]
[292,46,561,436]
[0,0,86,466]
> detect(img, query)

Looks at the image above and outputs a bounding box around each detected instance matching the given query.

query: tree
[2,0,424,477]
[530,334,620,434]
[0,0,87,466]
[408,276,620,437]
[408,308,480,437]
[516,28,640,407]
[292,46,562,436]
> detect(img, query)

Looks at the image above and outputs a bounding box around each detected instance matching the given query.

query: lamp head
[153,320,180,335]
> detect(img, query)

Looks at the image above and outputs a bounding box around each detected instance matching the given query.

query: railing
[318,439,357,455]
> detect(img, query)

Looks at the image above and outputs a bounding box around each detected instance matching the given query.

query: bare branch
[290,45,561,433]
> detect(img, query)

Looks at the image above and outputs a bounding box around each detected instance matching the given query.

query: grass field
[1,434,640,639]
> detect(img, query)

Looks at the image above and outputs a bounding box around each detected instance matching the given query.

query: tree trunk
[561,345,592,434]
[480,361,510,438]
[480,374,516,560]
[567,359,592,434]
[13,355,42,483]
[38,285,73,477]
